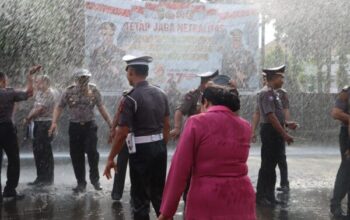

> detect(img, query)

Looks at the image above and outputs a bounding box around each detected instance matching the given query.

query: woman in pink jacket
[158,85,256,220]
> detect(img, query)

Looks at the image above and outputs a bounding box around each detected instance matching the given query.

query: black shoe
[36,181,53,187]
[27,179,41,186]
[72,185,86,193]
[3,191,25,200]
[330,206,346,218]
[271,198,286,206]
[92,182,102,191]
[276,186,290,193]
[111,191,122,201]
[256,198,275,207]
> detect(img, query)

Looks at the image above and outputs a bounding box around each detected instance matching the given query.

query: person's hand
[157,214,173,220]
[48,122,57,137]
[108,128,115,144]
[29,65,42,75]
[286,121,298,130]
[169,127,180,140]
[23,117,30,125]
[251,133,257,143]
[283,133,294,145]
[103,159,117,180]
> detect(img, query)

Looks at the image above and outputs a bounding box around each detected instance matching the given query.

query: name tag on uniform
[126,133,136,154]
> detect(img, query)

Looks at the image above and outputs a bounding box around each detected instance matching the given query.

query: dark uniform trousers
[33,121,54,183]
[331,126,350,210]
[256,123,285,201]
[68,121,99,186]
[112,143,129,198]
[277,144,289,187]
[0,122,20,194]
[129,140,167,220]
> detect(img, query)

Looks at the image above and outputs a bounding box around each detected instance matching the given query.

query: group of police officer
[0,55,298,219]
[1,54,349,219]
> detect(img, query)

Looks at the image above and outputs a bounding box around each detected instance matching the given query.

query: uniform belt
[134,133,163,144]
[70,121,94,126]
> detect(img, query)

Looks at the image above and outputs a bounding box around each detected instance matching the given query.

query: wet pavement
[0,145,348,220]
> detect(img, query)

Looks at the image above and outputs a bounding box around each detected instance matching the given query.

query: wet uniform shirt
[254,85,267,113]
[258,86,285,125]
[0,88,29,123]
[118,81,170,137]
[34,88,57,121]
[334,86,350,127]
[176,88,201,117]
[276,88,290,109]
[58,84,102,123]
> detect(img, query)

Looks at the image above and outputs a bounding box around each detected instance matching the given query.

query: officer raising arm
[0,65,41,200]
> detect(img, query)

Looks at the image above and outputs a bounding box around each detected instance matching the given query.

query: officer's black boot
[330,205,346,218]
[276,185,290,193]
[72,183,86,193]
[27,178,41,186]
[92,182,102,191]
[3,186,25,200]
[0,184,2,204]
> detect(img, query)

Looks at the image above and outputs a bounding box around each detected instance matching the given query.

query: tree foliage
[262,0,350,93]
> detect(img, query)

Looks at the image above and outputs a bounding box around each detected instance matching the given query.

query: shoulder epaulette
[342,85,350,92]
[150,83,161,88]
[123,88,134,96]
[188,89,198,94]
[66,84,75,89]
[279,88,287,93]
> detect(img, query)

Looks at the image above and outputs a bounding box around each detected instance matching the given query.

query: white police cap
[123,55,153,66]
[196,70,219,78]
[74,68,91,77]
[262,65,285,76]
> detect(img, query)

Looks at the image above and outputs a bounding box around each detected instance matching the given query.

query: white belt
[134,133,163,144]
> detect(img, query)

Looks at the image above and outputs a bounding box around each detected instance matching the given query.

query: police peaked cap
[230,29,243,36]
[123,55,153,67]
[212,74,231,86]
[196,70,219,79]
[74,68,91,77]
[262,65,285,76]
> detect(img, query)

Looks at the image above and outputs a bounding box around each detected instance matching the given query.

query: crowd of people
[0,54,348,220]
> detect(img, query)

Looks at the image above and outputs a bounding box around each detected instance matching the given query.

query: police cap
[196,70,219,79]
[123,55,153,67]
[262,65,285,76]
[74,69,91,78]
[230,29,243,37]
[212,74,231,86]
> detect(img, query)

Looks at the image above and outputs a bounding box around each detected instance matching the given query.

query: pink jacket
[160,105,256,220]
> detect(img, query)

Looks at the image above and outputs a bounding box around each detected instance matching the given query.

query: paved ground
[0,145,348,220]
